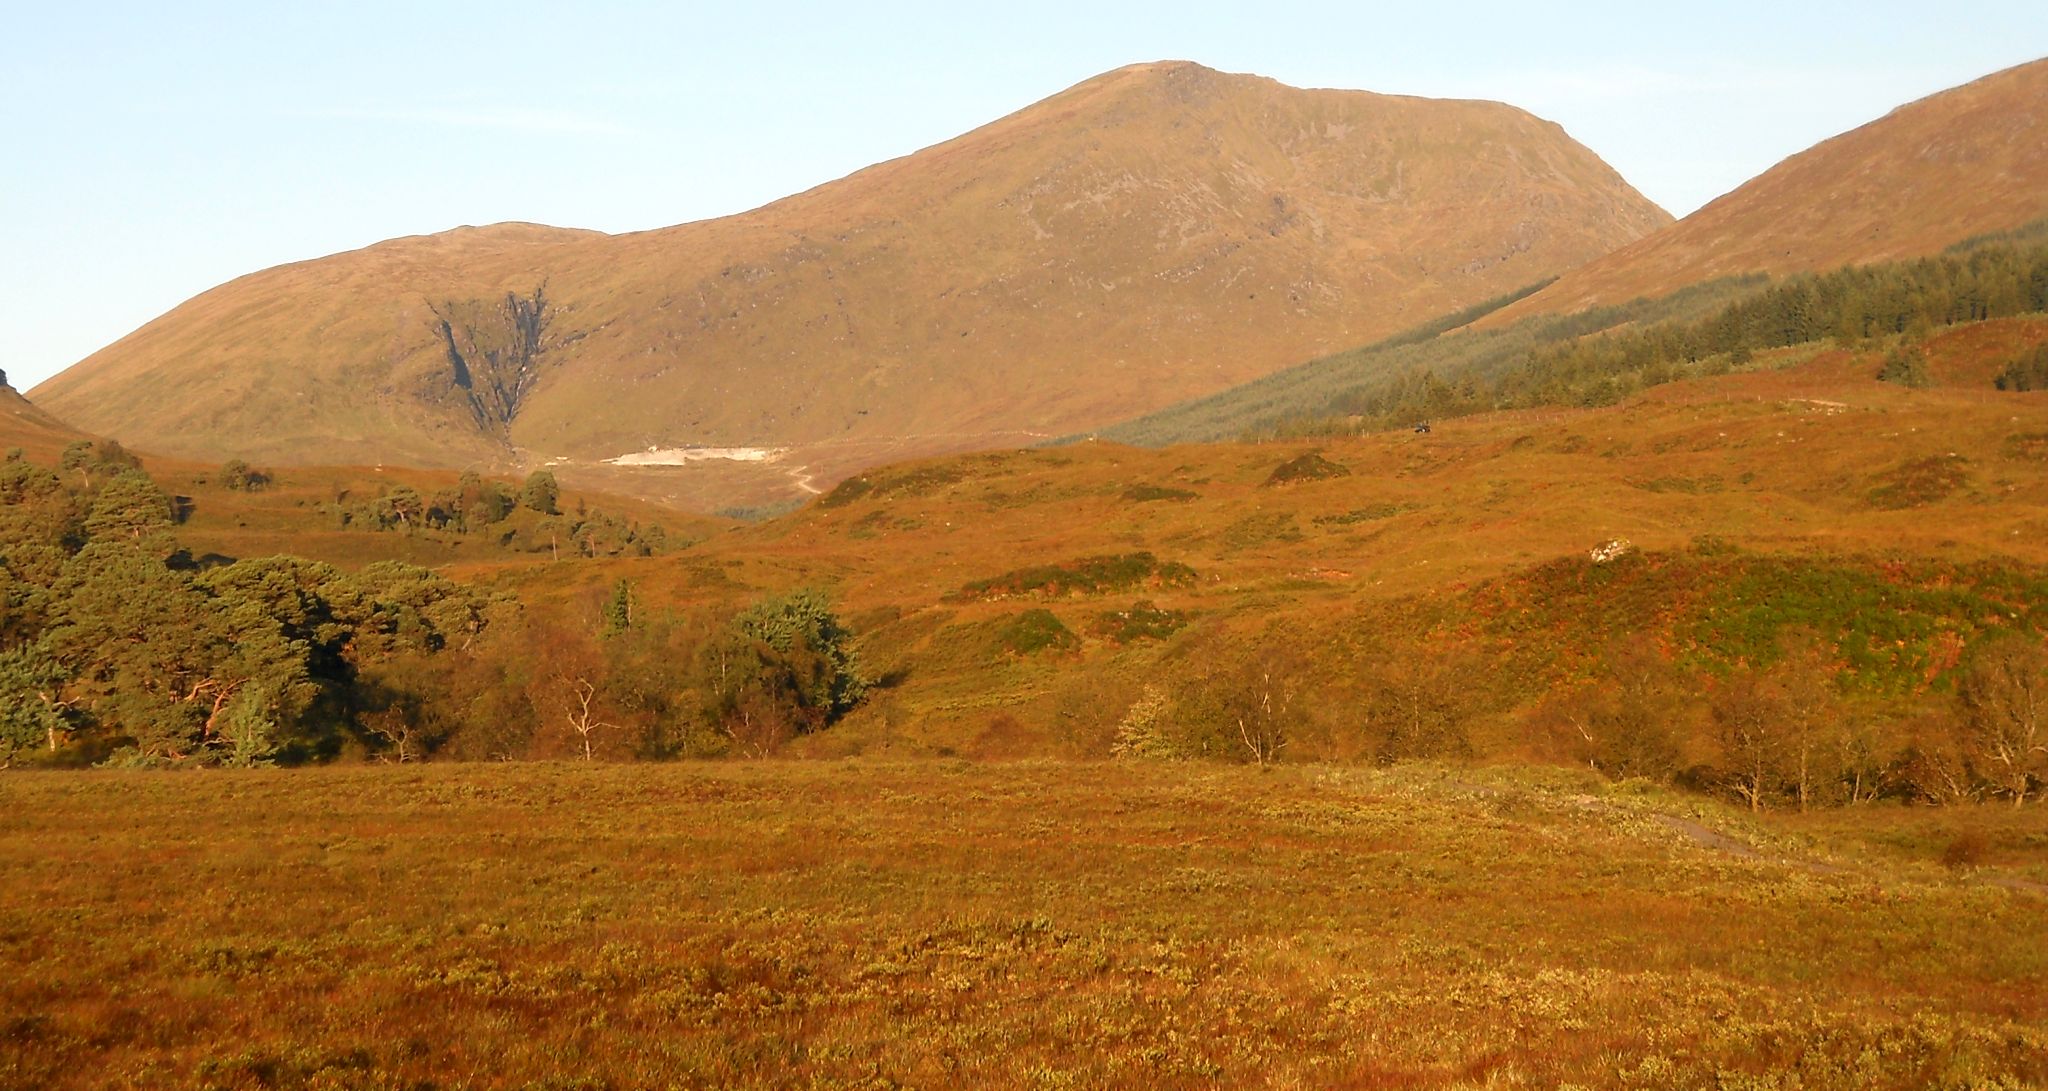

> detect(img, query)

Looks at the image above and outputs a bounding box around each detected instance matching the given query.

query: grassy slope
[0,386,92,464]
[0,762,2040,1090]
[1483,57,2048,327]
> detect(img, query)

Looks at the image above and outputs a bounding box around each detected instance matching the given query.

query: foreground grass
[1,763,2043,1090]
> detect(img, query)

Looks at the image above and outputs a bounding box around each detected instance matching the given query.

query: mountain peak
[35,66,1671,506]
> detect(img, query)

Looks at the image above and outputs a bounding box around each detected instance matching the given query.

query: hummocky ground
[0,761,2041,1090]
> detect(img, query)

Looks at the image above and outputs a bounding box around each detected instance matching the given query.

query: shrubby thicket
[1099,547,2048,810]
[330,468,676,558]
[0,446,863,767]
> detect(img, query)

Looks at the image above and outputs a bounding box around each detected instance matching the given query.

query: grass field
[3,762,2043,1089]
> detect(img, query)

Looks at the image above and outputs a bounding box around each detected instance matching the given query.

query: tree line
[330,468,678,558]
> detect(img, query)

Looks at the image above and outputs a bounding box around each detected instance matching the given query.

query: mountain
[0,379,93,462]
[32,62,1667,502]
[1483,57,2048,325]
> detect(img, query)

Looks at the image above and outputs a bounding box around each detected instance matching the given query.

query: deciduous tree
[1957,634,2048,806]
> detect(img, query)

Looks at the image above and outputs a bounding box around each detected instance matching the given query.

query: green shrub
[1312,504,1408,526]
[1876,345,1932,388]
[1994,342,2048,391]
[816,464,965,509]
[957,553,1196,601]
[1121,484,1197,503]
[995,610,1079,656]
[1090,600,1189,644]
[1264,451,1351,485]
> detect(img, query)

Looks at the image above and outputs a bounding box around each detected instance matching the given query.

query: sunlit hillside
[31,63,1667,506]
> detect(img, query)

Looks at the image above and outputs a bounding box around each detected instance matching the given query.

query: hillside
[1096,231,2046,446]
[458,314,2048,766]
[32,62,1667,507]
[0,380,92,463]
[1483,57,2048,326]
[7,295,2048,799]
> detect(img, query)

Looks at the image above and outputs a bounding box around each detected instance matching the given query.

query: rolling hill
[31,62,1668,506]
[1481,56,2048,326]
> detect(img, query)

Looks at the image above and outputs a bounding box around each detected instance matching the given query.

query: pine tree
[519,470,560,515]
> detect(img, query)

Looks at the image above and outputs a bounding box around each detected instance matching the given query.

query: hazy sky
[3,2,2043,389]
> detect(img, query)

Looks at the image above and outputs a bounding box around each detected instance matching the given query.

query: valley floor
[1,762,2044,1089]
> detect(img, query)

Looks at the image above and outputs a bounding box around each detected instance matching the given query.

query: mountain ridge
[1480,56,2048,326]
[32,62,1668,503]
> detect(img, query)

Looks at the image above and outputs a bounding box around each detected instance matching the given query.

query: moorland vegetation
[0,762,2042,1089]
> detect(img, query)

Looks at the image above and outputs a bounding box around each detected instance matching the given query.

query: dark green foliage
[956,553,1197,601]
[218,459,270,491]
[1090,600,1189,644]
[994,609,1079,656]
[1120,484,1197,503]
[698,589,868,751]
[1942,215,2048,254]
[732,588,867,720]
[81,470,175,553]
[1264,451,1351,485]
[0,448,518,765]
[330,475,672,557]
[2006,432,2048,462]
[1994,342,2048,391]
[1312,504,1409,527]
[1877,345,1933,387]
[47,542,312,765]
[519,470,560,515]
[1698,559,2033,691]
[716,498,805,522]
[1456,550,2048,703]
[454,471,515,527]
[815,475,874,509]
[602,580,635,637]
[815,464,965,509]
[0,641,70,762]
[58,439,141,489]
[1373,277,1560,347]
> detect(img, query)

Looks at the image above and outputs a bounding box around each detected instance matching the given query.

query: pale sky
[3,1,2043,390]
